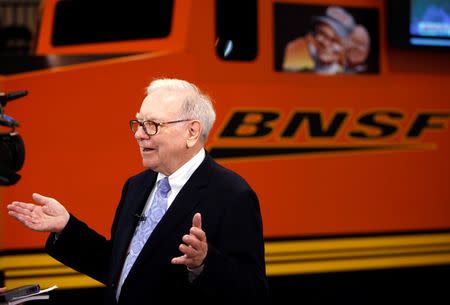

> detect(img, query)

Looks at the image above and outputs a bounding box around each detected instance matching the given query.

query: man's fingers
[9,208,34,220]
[171,255,189,265]
[9,210,33,225]
[8,205,35,222]
[191,213,206,240]
[8,201,35,212]
[32,193,52,205]
[171,254,196,267]
[172,213,207,268]
[182,234,201,250]
[179,244,197,257]
[192,213,202,229]
[184,235,207,253]
[9,211,44,231]
[189,227,206,241]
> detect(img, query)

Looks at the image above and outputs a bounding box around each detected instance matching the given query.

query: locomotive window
[216,0,258,61]
[52,0,173,46]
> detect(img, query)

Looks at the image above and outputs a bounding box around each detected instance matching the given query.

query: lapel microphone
[134,213,147,222]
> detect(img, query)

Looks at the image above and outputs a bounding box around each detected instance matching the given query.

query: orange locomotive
[1,0,449,303]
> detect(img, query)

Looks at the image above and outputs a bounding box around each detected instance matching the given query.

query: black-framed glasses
[130,119,191,136]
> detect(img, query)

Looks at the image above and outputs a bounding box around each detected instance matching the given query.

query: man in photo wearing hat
[282,6,355,74]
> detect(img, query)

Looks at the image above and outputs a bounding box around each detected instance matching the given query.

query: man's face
[314,23,343,64]
[346,26,370,66]
[135,88,190,175]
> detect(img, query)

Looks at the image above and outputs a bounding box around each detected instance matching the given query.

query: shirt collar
[156,148,206,190]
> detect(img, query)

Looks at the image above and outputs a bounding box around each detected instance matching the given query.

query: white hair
[146,78,216,142]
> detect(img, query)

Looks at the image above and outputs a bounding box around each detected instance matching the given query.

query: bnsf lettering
[349,112,403,138]
[220,111,450,139]
[281,112,347,137]
[220,111,279,137]
[407,113,450,137]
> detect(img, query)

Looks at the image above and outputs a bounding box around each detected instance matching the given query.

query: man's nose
[134,125,149,140]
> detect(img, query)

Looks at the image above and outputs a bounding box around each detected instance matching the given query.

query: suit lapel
[111,170,157,284]
[131,155,212,269]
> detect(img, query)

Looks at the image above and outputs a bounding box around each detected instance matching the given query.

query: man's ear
[186,120,202,148]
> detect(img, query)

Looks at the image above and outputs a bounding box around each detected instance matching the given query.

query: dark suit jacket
[46,154,269,305]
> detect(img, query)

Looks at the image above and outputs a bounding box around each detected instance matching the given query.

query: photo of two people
[274,4,379,75]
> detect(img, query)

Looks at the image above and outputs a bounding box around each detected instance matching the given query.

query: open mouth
[142,147,155,152]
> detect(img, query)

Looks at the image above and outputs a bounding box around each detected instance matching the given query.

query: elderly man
[344,25,371,73]
[8,78,268,305]
[283,6,355,74]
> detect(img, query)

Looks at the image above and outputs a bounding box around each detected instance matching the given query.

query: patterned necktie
[117,177,171,298]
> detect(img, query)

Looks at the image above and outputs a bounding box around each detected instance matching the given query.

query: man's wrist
[54,212,70,233]
[187,264,204,283]
[187,264,204,275]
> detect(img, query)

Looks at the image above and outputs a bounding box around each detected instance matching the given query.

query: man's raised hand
[171,213,208,269]
[8,193,70,233]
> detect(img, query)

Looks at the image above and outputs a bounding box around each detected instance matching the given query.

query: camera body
[0,90,27,186]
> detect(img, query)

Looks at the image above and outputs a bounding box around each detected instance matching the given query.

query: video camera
[0,90,27,185]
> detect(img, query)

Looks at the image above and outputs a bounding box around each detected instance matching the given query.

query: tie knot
[157,177,171,196]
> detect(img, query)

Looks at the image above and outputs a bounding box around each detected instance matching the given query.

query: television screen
[388,0,450,49]
[410,0,450,46]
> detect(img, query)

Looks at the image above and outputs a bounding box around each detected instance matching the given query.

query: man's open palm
[8,193,69,233]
